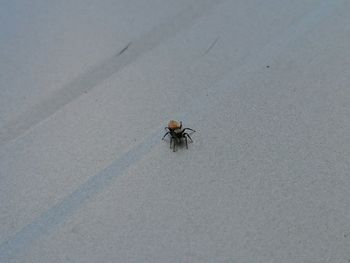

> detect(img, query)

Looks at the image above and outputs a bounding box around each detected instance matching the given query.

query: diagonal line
[202,36,220,56]
[0,129,161,262]
[0,0,223,147]
[0,0,344,261]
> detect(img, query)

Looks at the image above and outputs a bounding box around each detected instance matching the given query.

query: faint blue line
[0,0,344,261]
[0,129,160,262]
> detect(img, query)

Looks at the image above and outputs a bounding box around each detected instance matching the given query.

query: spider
[162,120,195,152]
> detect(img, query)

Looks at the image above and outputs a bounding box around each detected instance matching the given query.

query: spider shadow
[162,131,195,152]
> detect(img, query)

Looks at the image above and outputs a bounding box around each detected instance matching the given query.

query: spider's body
[162,120,195,152]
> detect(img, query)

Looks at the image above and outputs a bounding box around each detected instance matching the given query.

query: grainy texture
[1,0,350,262]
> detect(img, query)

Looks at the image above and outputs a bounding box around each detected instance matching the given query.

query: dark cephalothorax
[162,120,195,152]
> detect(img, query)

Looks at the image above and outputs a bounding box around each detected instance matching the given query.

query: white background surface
[1,0,350,262]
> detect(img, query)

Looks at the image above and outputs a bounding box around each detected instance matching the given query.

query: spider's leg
[173,139,176,152]
[170,137,173,148]
[184,136,188,149]
[184,133,193,142]
[183,128,196,133]
[162,131,170,140]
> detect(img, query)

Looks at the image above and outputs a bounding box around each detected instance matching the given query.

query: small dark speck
[117,42,132,56]
[266,65,270,68]
[202,36,220,56]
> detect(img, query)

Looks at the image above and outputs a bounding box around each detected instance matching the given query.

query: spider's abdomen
[168,120,181,130]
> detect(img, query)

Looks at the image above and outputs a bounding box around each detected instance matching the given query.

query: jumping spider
[162,120,195,152]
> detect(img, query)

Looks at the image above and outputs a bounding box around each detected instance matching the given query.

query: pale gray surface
[1,0,350,262]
